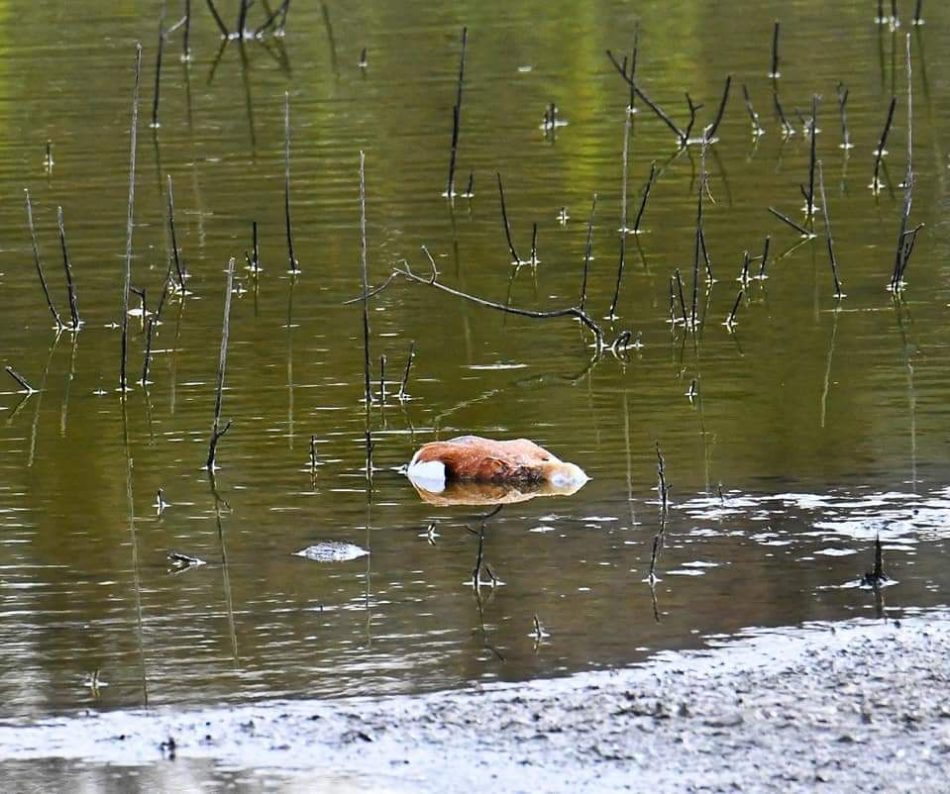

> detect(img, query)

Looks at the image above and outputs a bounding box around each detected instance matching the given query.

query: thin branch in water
[496,172,523,264]
[529,222,539,266]
[236,0,251,39]
[397,340,415,401]
[378,354,386,404]
[359,151,372,404]
[205,0,229,38]
[673,268,688,324]
[724,288,744,330]
[606,50,686,145]
[5,365,37,394]
[769,21,781,77]
[817,160,844,298]
[699,228,713,281]
[182,0,192,61]
[804,95,819,216]
[309,433,318,480]
[742,83,765,137]
[655,442,669,514]
[151,2,168,128]
[142,266,173,385]
[757,234,771,279]
[120,44,143,392]
[891,34,917,290]
[609,106,634,318]
[206,257,236,470]
[166,174,186,289]
[632,161,657,234]
[627,24,640,114]
[444,26,468,198]
[772,87,795,137]
[689,139,708,328]
[580,194,597,312]
[283,92,298,272]
[706,75,732,140]
[57,207,81,330]
[250,221,261,273]
[25,190,65,328]
[836,82,852,150]
[871,96,897,193]
[768,206,814,237]
[393,261,606,351]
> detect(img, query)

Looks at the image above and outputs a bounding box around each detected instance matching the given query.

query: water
[1,0,949,723]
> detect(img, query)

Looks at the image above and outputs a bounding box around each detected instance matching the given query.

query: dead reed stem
[580,194,597,312]
[770,21,781,77]
[166,174,186,288]
[496,172,522,264]
[872,96,897,193]
[283,92,298,272]
[25,190,65,329]
[120,44,142,392]
[817,161,844,298]
[445,27,468,198]
[206,257,236,470]
[5,365,36,394]
[891,35,918,290]
[57,208,81,330]
[205,0,229,38]
[359,151,372,404]
[151,2,167,128]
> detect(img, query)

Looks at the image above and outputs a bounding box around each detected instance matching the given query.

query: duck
[406,435,588,494]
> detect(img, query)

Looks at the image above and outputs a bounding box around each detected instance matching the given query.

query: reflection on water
[409,476,587,506]
[0,0,949,721]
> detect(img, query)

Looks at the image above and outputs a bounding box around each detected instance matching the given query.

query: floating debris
[167,551,207,572]
[294,541,369,563]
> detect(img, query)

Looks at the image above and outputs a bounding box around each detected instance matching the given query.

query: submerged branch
[362,261,621,352]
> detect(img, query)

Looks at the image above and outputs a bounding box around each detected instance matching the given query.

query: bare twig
[607,50,687,145]
[393,261,606,350]
[496,172,523,264]
[397,340,415,401]
[769,21,781,77]
[166,175,186,289]
[444,27,468,198]
[871,96,897,193]
[359,151,371,404]
[768,206,814,237]
[632,161,657,234]
[706,75,732,140]
[206,257,236,470]
[283,91,298,272]
[120,44,142,392]
[836,82,852,150]
[25,190,66,328]
[5,365,36,394]
[205,0,229,38]
[151,2,168,128]
[56,208,81,330]
[580,194,596,312]
[817,161,844,298]
[891,35,917,289]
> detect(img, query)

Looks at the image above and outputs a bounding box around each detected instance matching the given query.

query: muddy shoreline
[2,612,949,792]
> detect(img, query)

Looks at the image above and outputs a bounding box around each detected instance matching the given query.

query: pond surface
[1,0,949,719]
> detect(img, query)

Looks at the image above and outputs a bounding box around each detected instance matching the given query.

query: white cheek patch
[407,459,447,492]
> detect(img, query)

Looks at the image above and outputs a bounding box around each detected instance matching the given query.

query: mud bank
[2,612,949,792]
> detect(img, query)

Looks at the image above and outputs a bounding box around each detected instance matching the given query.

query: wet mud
[2,611,948,792]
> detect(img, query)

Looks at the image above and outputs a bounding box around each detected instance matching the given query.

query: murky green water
[1,0,949,721]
